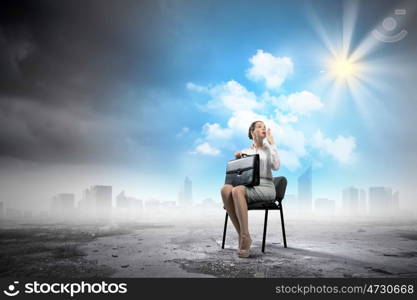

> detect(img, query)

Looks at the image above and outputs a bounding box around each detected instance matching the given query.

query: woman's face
[252,122,266,139]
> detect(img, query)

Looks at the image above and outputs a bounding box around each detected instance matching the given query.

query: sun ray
[346,76,373,120]
[349,32,381,62]
[342,0,360,57]
[325,74,347,115]
[306,6,338,57]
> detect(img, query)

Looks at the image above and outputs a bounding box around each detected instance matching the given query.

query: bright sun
[329,56,359,80]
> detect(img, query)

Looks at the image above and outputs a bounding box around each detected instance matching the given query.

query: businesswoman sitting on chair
[220,120,280,258]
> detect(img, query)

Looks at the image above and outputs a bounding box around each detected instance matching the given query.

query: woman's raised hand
[234,151,243,159]
[266,128,275,145]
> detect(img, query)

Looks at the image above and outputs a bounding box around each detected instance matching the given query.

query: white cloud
[188,80,262,112]
[260,91,279,104]
[278,149,302,171]
[311,130,356,164]
[208,80,261,111]
[192,142,221,156]
[246,50,293,89]
[276,113,298,124]
[284,91,323,115]
[227,110,267,135]
[202,123,232,140]
[277,124,307,157]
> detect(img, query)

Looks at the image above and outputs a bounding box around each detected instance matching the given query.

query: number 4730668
[366,284,414,294]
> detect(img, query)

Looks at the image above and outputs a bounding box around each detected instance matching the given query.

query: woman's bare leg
[232,186,252,252]
[221,184,241,245]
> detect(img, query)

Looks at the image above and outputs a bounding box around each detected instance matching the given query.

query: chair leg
[280,205,287,248]
[222,212,228,249]
[262,209,269,253]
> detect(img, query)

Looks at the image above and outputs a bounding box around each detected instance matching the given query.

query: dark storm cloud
[0,0,182,164]
[0,0,165,102]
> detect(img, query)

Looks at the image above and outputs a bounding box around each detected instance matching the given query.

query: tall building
[392,190,400,211]
[23,210,33,219]
[79,188,95,214]
[178,176,193,206]
[6,208,22,219]
[368,186,398,215]
[51,193,75,217]
[342,186,359,214]
[78,185,113,219]
[145,198,160,209]
[359,188,367,214]
[116,191,143,210]
[92,185,112,219]
[116,191,129,208]
[297,165,312,212]
[184,176,193,205]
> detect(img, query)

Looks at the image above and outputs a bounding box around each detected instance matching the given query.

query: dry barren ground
[1,213,417,278]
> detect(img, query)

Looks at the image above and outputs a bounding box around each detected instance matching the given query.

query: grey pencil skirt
[245,178,276,204]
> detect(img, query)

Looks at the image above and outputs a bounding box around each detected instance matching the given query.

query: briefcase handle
[241,153,255,158]
[235,153,258,160]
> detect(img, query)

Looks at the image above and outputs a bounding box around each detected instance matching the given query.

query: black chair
[221,176,288,252]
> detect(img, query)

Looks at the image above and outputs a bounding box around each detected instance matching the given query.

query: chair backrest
[273,176,287,202]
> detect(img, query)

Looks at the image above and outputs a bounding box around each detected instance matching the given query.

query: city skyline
[0,172,407,220]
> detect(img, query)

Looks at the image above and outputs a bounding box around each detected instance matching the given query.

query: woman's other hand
[266,128,275,145]
[234,151,243,159]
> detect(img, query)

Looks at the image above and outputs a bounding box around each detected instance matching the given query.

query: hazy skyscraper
[178,176,193,206]
[392,190,400,211]
[116,191,143,211]
[145,198,160,209]
[359,188,367,214]
[79,188,94,216]
[368,187,397,215]
[51,193,75,217]
[342,186,359,214]
[297,165,312,212]
[184,176,193,205]
[92,185,112,219]
[116,191,129,208]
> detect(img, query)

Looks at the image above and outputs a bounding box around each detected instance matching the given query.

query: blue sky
[1,0,416,211]
[151,0,417,208]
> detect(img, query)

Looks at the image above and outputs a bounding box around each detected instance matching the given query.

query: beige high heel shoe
[238,235,252,258]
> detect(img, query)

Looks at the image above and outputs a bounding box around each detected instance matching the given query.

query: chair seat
[248,201,281,210]
[222,200,281,211]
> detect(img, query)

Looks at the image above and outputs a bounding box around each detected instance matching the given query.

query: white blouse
[241,142,281,179]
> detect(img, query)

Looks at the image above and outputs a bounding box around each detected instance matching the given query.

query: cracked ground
[1,211,417,278]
